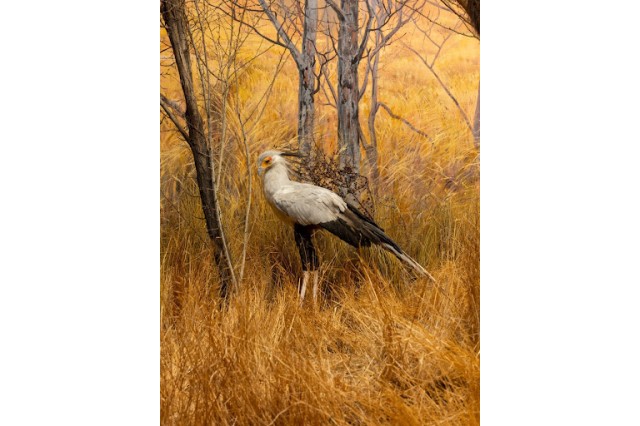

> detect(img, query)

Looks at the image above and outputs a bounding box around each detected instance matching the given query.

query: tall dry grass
[161,11,479,424]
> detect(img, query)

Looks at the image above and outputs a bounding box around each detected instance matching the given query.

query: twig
[402,42,474,136]
[234,69,252,283]
[160,96,189,142]
[160,94,185,118]
[378,102,430,140]
[256,0,302,66]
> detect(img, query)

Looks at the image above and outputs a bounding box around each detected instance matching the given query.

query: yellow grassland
[161,9,479,424]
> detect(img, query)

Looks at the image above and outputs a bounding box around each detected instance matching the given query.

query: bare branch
[219,1,291,49]
[325,0,346,20]
[430,29,453,67]
[160,97,189,142]
[359,50,371,100]
[424,0,453,11]
[378,102,430,140]
[403,41,474,135]
[407,2,475,38]
[440,0,479,37]
[320,62,337,107]
[160,94,185,118]
[358,121,370,148]
[355,0,374,63]
[368,10,411,58]
[257,0,302,65]
[314,49,335,95]
[245,47,288,132]
[231,51,252,284]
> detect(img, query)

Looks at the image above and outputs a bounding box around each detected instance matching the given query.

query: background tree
[235,0,373,201]
[326,0,372,188]
[161,0,237,298]
[161,0,286,299]
[319,0,431,201]
[360,0,422,196]
[405,0,480,148]
[230,0,320,159]
[432,0,479,146]
[444,0,480,147]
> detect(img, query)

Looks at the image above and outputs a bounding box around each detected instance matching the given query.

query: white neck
[262,162,291,196]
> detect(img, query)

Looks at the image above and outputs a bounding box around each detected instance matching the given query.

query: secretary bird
[257,150,434,304]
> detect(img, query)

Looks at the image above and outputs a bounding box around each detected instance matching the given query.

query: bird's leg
[294,224,320,307]
[299,271,309,305]
[312,270,320,306]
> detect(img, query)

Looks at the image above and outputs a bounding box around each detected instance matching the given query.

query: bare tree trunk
[161,0,235,299]
[298,0,317,158]
[337,0,360,176]
[473,83,480,148]
[255,0,318,159]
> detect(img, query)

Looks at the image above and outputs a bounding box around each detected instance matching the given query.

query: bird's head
[257,150,300,177]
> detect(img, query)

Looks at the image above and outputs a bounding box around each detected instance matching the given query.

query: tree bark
[337,0,361,176]
[443,0,479,38]
[298,0,318,158]
[161,0,234,298]
[464,0,480,36]
[257,0,318,159]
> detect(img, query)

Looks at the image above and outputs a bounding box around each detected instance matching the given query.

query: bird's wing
[270,181,435,279]
[271,183,347,226]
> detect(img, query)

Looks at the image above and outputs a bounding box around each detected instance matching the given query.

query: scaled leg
[294,224,319,304]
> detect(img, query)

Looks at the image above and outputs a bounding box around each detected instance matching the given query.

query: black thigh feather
[293,224,319,271]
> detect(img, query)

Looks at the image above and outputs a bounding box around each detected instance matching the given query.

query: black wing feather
[319,203,402,253]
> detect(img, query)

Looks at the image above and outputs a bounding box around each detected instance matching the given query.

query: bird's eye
[263,157,272,165]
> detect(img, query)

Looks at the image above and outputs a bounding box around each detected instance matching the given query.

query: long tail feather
[321,205,436,281]
[381,243,436,281]
[345,206,436,281]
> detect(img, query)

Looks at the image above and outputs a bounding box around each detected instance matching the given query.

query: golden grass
[161,11,479,424]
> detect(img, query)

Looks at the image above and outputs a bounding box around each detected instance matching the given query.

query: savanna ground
[161,5,479,424]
